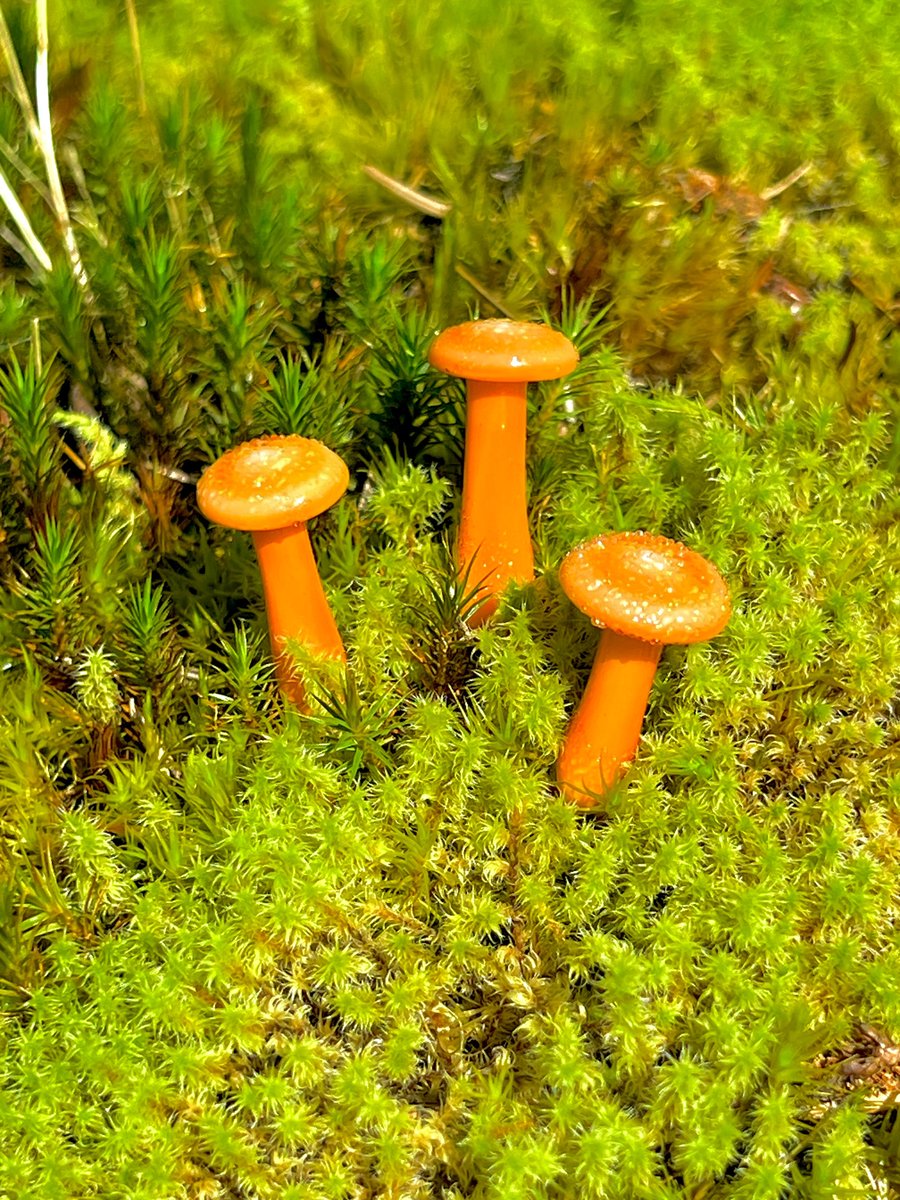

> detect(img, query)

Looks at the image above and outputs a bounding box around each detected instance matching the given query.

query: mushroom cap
[428,319,579,382]
[197,435,349,531]
[560,531,731,645]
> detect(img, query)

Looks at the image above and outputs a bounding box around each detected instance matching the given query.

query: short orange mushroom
[197,435,348,707]
[557,531,731,806]
[428,319,578,624]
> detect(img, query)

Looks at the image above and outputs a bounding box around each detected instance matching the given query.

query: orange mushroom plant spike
[197,435,349,708]
[557,531,731,806]
[429,319,578,624]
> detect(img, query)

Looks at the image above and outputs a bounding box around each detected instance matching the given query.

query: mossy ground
[0,1,898,1197]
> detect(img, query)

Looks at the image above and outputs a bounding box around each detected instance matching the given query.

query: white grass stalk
[0,3,92,287]
[34,0,89,290]
[0,163,52,270]
[0,6,41,142]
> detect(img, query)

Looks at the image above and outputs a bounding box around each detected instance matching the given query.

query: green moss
[0,0,898,1194]
[1,361,896,1194]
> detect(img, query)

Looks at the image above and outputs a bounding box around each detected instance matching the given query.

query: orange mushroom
[429,319,578,624]
[557,531,731,806]
[197,435,349,707]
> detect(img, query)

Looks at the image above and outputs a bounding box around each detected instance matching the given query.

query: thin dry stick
[761,161,813,202]
[195,190,233,275]
[0,220,47,274]
[31,316,41,373]
[361,163,517,317]
[61,143,106,245]
[0,132,52,206]
[123,0,148,118]
[453,262,518,319]
[362,164,452,219]
[122,0,184,243]
[34,0,89,291]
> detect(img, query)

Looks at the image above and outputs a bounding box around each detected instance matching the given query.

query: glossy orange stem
[252,523,345,708]
[459,378,533,624]
[557,630,662,806]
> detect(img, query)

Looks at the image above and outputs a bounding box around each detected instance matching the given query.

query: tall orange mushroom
[557,531,731,806]
[197,435,348,707]
[428,319,578,623]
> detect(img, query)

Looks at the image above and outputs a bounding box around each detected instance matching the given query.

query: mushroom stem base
[252,523,345,707]
[557,631,662,806]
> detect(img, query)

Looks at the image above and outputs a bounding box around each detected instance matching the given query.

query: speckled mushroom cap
[428,319,579,382]
[560,531,731,645]
[197,435,349,532]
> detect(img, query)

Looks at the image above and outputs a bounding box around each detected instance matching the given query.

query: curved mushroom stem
[253,522,345,708]
[460,378,533,624]
[557,630,662,806]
